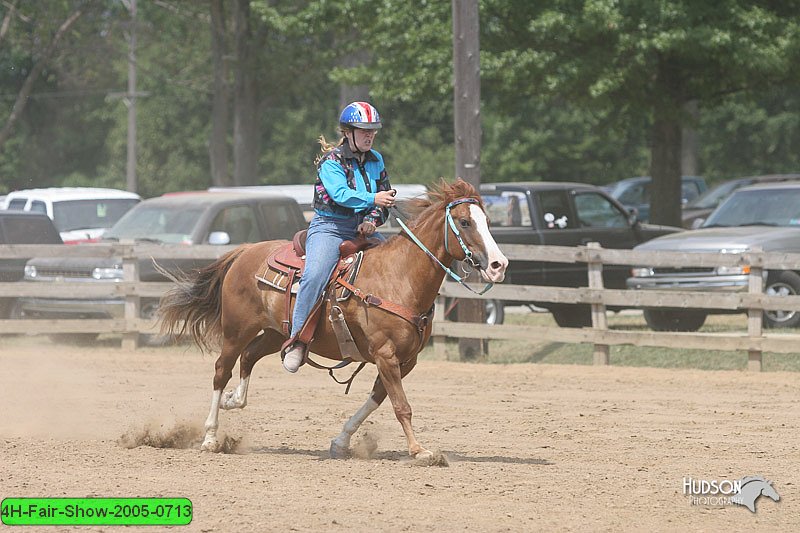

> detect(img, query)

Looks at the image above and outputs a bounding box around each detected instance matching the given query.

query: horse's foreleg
[330,383,381,458]
[373,349,430,459]
[330,355,419,459]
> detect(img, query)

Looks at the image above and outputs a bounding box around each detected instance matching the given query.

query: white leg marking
[331,397,380,452]
[201,390,223,452]
[221,376,250,410]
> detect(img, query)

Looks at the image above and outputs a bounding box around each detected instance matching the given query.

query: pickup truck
[0,211,63,319]
[20,191,307,342]
[478,182,682,326]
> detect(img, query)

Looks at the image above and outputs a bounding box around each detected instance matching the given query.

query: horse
[730,476,780,512]
[157,179,508,459]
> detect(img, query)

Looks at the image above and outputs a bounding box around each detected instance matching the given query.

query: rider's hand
[357,221,376,237]
[374,189,397,208]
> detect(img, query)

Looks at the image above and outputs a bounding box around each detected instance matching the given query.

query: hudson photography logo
[683,476,780,512]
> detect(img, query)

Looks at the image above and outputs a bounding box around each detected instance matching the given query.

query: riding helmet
[339,101,382,130]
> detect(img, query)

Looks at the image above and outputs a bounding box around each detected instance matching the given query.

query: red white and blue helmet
[339,101,382,130]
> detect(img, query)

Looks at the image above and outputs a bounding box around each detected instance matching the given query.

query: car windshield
[686,180,743,210]
[703,188,800,228]
[482,193,531,227]
[52,199,140,232]
[105,204,205,243]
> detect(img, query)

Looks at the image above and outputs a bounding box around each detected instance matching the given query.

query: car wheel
[643,309,706,332]
[763,271,800,329]
[549,304,592,328]
[444,298,505,325]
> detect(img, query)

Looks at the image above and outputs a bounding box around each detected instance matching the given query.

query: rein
[391,199,494,295]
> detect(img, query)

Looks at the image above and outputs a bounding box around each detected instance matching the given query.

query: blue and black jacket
[313,143,391,226]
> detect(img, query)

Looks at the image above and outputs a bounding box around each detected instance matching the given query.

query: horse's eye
[459,218,470,228]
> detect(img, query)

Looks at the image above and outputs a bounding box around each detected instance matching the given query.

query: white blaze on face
[469,204,508,282]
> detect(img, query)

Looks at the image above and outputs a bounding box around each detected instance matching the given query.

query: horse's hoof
[330,440,351,459]
[220,390,240,410]
[200,438,222,453]
[414,449,434,460]
[411,449,449,467]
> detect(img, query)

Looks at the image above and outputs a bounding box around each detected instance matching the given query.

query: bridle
[392,198,494,295]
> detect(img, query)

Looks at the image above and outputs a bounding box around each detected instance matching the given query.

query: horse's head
[441,180,508,283]
[760,480,780,502]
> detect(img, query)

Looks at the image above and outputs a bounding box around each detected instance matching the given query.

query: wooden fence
[2,242,800,370]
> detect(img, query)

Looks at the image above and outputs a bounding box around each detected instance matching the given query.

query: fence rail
[2,242,800,369]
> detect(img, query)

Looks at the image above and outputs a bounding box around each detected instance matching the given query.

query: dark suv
[20,192,306,337]
[479,182,682,326]
[0,211,63,318]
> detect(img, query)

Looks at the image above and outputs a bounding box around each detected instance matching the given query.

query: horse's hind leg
[330,354,419,459]
[220,329,284,411]
[201,334,253,452]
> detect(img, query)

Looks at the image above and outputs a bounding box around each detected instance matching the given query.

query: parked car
[0,211,63,320]
[477,182,682,327]
[2,187,141,244]
[627,181,800,331]
[20,191,306,342]
[605,176,707,223]
[681,173,800,228]
[208,183,428,223]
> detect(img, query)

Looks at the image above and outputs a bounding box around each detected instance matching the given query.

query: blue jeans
[290,215,349,338]
[290,214,385,338]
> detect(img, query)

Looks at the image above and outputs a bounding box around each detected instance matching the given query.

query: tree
[209,0,232,186]
[0,1,94,149]
[480,0,800,225]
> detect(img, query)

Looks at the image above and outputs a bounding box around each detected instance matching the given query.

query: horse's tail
[156,245,250,352]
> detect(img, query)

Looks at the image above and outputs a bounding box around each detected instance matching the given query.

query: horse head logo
[730,476,780,513]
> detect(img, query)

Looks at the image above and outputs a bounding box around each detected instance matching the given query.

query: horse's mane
[403,178,483,228]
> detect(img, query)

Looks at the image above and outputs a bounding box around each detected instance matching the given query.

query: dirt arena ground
[1,337,798,532]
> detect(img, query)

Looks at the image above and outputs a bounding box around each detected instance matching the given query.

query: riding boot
[282,342,306,373]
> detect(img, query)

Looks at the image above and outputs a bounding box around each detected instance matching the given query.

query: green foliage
[699,87,800,180]
[0,0,799,200]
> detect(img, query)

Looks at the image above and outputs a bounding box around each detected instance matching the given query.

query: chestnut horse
[157,179,508,459]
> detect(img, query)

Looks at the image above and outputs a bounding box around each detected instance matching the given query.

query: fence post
[121,242,140,350]
[747,248,763,371]
[434,295,447,360]
[586,242,609,365]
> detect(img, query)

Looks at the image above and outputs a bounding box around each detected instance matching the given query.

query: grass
[419,309,800,372]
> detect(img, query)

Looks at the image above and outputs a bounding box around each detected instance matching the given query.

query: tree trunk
[338,50,370,110]
[649,115,682,226]
[649,56,684,227]
[209,0,232,186]
[0,7,84,149]
[232,0,260,186]
[681,100,699,177]
[453,0,485,360]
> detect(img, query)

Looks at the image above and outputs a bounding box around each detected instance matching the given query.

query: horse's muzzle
[479,254,508,283]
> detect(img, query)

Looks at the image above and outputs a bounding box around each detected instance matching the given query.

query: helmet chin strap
[347,130,367,154]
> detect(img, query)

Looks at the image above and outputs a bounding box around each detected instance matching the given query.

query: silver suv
[627,182,800,331]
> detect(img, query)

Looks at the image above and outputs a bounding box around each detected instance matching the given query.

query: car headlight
[715,265,750,276]
[24,265,37,279]
[92,266,124,280]
[631,267,654,277]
